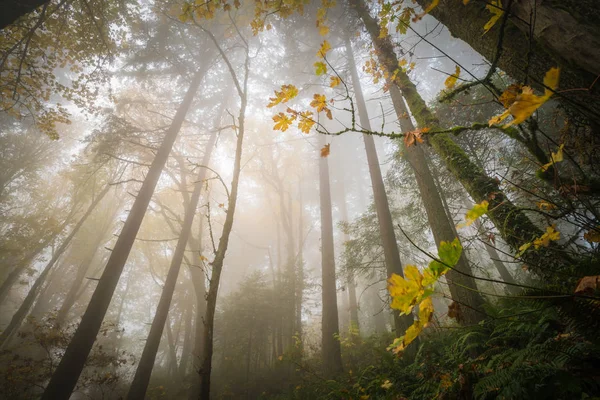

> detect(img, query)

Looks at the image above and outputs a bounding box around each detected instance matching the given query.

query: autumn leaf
[574,276,600,295]
[381,380,393,390]
[266,84,298,108]
[457,200,489,228]
[444,65,460,89]
[404,127,428,148]
[536,200,556,210]
[297,111,315,134]
[584,227,600,243]
[329,76,342,88]
[314,61,327,76]
[498,83,522,108]
[533,225,560,248]
[489,67,560,127]
[320,143,331,157]
[540,144,564,172]
[317,40,331,58]
[483,0,503,34]
[319,25,329,36]
[272,112,296,131]
[309,93,332,119]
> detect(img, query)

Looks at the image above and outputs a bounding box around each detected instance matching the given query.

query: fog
[1,0,599,399]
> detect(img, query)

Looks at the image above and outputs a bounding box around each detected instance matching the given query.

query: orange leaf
[575,276,600,295]
[404,127,428,148]
[320,143,331,157]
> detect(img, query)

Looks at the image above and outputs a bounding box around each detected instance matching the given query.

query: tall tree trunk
[389,84,486,324]
[55,211,115,326]
[295,180,304,340]
[198,35,250,398]
[344,34,414,335]
[350,0,560,279]
[41,67,207,400]
[318,135,343,375]
[0,184,110,349]
[179,300,193,376]
[337,178,360,334]
[127,112,220,400]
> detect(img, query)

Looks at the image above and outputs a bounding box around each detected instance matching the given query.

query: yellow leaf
[297,111,315,134]
[314,61,327,76]
[488,109,511,126]
[489,67,561,127]
[418,297,434,325]
[517,242,532,257]
[317,40,331,58]
[272,112,296,131]
[381,380,393,390]
[398,59,408,67]
[483,0,503,34]
[533,225,560,248]
[540,144,564,172]
[329,76,342,88]
[444,66,460,89]
[319,25,329,36]
[267,84,299,108]
[310,94,327,111]
[536,200,556,210]
[320,143,331,157]
[457,200,489,228]
[498,84,522,108]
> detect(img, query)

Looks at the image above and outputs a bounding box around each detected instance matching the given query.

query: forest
[1,0,599,398]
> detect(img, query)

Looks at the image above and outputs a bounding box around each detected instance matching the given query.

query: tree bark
[0,0,48,30]
[350,0,561,278]
[414,0,600,126]
[0,184,110,349]
[344,34,414,335]
[41,67,207,400]
[389,84,486,324]
[198,33,249,399]
[127,113,220,400]
[318,134,343,375]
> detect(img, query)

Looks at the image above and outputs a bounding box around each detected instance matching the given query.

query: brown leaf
[320,143,331,158]
[447,301,462,322]
[575,275,600,295]
[404,127,428,148]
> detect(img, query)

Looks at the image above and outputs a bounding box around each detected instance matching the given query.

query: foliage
[0,314,132,399]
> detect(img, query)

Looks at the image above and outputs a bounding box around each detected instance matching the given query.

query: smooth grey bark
[318,134,343,375]
[41,67,207,400]
[344,34,414,335]
[0,184,111,349]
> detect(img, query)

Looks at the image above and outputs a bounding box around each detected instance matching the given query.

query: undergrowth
[264,300,600,400]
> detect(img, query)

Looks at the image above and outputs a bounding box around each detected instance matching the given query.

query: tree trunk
[0,0,48,30]
[337,177,360,334]
[413,0,600,127]
[55,211,115,326]
[41,67,207,400]
[344,34,414,335]
[179,301,193,376]
[0,184,110,349]
[127,111,220,400]
[198,39,249,398]
[318,135,343,375]
[389,84,486,324]
[350,0,560,278]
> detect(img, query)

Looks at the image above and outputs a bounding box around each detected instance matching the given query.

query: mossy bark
[414,0,600,129]
[349,0,562,277]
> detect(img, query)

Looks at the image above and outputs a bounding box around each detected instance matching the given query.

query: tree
[41,64,210,400]
[318,135,344,375]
